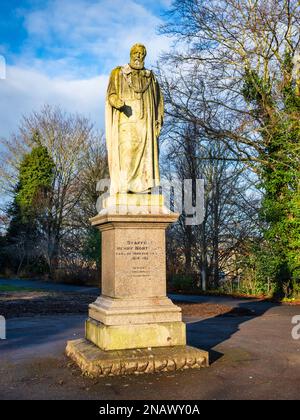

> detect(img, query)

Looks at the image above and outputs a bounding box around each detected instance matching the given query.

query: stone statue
[105,44,164,195]
[66,47,208,376]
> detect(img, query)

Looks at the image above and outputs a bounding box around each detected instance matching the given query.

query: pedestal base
[66,339,209,377]
[66,204,210,377]
[86,318,186,351]
[89,295,182,325]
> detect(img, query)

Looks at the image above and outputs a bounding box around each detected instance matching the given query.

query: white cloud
[0,66,107,138]
[19,0,171,77]
[0,0,171,139]
[0,55,6,79]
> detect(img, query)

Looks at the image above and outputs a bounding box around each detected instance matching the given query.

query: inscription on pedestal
[97,217,175,299]
[116,239,160,279]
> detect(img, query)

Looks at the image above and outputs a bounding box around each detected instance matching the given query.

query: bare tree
[159,0,300,170]
[58,132,108,282]
[0,105,107,277]
[163,122,260,290]
[159,0,299,292]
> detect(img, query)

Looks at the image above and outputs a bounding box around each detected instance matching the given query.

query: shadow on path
[0,293,283,365]
[178,298,280,363]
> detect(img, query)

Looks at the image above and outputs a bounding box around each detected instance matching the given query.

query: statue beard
[130,58,145,70]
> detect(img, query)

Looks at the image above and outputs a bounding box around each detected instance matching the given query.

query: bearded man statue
[105,43,164,195]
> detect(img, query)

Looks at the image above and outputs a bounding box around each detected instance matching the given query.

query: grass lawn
[0,284,41,292]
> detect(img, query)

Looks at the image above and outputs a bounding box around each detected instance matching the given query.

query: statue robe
[105,64,164,195]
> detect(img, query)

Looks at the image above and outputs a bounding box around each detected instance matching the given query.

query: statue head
[130,44,147,70]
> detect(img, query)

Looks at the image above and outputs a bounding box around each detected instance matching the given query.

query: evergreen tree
[243,53,300,297]
[5,132,55,275]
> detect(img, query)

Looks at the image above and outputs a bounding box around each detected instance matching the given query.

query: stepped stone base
[88,295,182,326]
[66,203,210,377]
[85,318,186,351]
[66,339,209,377]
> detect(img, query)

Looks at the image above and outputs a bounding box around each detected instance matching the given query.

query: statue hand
[109,94,125,110]
[115,98,125,109]
[155,121,161,137]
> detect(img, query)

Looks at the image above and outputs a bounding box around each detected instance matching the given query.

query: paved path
[0,295,299,400]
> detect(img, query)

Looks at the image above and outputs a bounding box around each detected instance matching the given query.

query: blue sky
[0,0,172,137]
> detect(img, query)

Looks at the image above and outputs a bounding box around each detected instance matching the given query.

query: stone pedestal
[87,207,186,350]
[66,194,208,375]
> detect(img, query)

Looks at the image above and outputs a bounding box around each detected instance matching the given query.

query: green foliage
[242,69,272,105]
[81,227,101,268]
[242,51,300,298]
[16,133,55,219]
[0,235,7,274]
[4,133,55,274]
[168,274,195,291]
[234,248,276,296]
